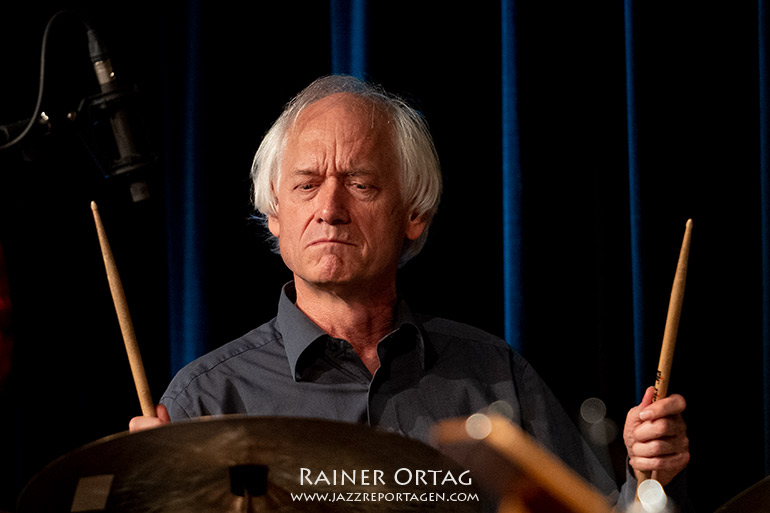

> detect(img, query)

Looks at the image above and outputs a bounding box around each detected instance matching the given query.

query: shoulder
[417,314,512,353]
[163,318,283,399]
[414,314,531,374]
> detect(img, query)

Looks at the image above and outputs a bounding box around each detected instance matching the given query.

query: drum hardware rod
[637,218,693,490]
[91,201,155,417]
[230,463,268,513]
[242,491,252,513]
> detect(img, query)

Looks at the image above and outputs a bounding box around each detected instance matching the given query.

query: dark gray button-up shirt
[161,282,643,505]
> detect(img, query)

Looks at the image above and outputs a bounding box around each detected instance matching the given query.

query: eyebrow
[288,169,318,177]
[288,169,375,178]
[342,170,375,178]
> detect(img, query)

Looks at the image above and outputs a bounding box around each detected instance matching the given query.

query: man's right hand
[128,404,171,432]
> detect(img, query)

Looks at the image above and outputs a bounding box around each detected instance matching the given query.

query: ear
[267,214,280,238]
[405,212,428,241]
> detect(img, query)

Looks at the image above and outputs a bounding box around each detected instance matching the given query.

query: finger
[128,406,171,433]
[157,403,171,422]
[129,416,162,432]
[630,451,691,476]
[640,394,687,421]
[632,434,690,458]
[633,415,687,442]
[625,386,655,425]
[639,386,655,409]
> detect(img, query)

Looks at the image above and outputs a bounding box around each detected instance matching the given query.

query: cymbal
[18,416,483,512]
[714,475,770,513]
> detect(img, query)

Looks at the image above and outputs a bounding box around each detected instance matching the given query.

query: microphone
[84,28,154,201]
[0,11,155,202]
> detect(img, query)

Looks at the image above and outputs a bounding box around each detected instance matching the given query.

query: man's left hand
[623,386,690,486]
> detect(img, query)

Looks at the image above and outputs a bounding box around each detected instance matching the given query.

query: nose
[315,179,350,225]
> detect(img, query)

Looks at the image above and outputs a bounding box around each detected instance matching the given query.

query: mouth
[308,238,354,247]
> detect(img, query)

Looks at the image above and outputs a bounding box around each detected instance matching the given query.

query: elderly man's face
[268,93,426,295]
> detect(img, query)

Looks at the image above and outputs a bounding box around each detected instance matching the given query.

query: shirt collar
[276,282,327,380]
[276,281,426,380]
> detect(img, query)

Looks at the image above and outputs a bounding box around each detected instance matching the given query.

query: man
[131,75,689,508]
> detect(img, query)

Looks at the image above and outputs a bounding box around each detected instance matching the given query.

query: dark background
[0,2,767,512]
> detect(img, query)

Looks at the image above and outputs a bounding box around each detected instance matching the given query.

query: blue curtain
[330,0,368,78]
[167,0,208,376]
[501,0,524,355]
[623,0,649,402]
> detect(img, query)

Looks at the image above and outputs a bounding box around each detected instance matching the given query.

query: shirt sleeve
[509,351,621,503]
[160,394,192,421]
[509,350,691,511]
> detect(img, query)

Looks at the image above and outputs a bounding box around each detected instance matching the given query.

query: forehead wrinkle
[286,96,394,173]
[289,93,393,140]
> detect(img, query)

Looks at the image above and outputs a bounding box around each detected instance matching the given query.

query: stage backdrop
[0,2,768,512]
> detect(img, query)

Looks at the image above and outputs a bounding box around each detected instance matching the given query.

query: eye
[347,180,379,199]
[346,174,376,191]
[293,182,317,192]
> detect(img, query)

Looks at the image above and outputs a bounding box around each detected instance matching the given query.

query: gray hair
[250,75,442,266]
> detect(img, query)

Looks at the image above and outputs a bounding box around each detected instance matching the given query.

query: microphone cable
[0,10,93,151]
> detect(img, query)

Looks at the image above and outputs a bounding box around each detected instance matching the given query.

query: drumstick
[653,218,692,403]
[638,218,693,486]
[91,201,156,417]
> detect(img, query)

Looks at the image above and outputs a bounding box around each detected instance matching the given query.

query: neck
[293,279,398,374]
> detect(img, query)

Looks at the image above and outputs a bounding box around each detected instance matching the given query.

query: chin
[309,255,357,279]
